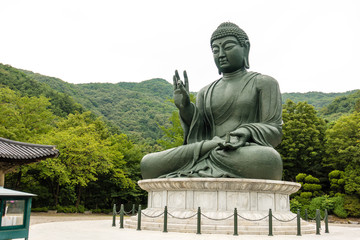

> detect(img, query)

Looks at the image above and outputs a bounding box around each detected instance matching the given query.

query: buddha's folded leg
[210,143,283,180]
[140,142,202,179]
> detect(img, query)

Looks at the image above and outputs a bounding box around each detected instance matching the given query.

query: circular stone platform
[125,178,315,235]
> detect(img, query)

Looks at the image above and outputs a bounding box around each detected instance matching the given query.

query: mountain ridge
[1,63,359,144]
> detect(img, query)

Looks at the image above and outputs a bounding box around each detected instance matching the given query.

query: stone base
[125,178,316,235]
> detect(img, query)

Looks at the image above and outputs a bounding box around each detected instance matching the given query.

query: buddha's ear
[244,40,250,69]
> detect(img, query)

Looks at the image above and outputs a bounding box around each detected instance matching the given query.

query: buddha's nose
[219,48,225,57]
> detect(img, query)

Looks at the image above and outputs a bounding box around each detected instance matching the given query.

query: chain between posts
[200,213,234,221]
[113,204,330,236]
[237,213,269,222]
[272,214,297,222]
[115,206,137,216]
[167,212,197,219]
[141,211,164,218]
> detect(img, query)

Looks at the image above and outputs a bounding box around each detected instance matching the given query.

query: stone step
[124,219,316,235]
[124,225,316,235]
[126,215,312,226]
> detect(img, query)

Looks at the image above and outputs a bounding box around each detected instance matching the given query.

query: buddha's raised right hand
[173,70,190,110]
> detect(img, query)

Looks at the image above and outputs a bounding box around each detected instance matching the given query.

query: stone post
[297,209,301,236]
[325,209,329,233]
[316,209,321,235]
[233,208,238,236]
[197,207,201,234]
[112,204,116,227]
[137,205,142,231]
[268,209,273,236]
[120,204,124,229]
[163,206,168,233]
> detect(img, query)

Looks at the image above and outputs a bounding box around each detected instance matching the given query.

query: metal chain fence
[112,204,329,236]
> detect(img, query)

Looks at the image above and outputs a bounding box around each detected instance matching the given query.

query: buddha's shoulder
[197,79,220,96]
[250,72,279,89]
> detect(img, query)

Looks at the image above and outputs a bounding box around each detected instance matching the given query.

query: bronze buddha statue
[141,22,283,180]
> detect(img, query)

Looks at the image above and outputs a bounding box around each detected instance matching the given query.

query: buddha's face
[211,36,247,73]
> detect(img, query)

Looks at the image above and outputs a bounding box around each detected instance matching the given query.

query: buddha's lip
[219,58,227,64]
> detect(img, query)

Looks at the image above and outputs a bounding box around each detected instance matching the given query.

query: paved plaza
[29,219,360,240]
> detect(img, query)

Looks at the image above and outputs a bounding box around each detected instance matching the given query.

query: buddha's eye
[212,47,219,54]
[224,43,236,51]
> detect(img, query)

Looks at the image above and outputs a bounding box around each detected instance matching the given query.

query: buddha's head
[210,22,250,74]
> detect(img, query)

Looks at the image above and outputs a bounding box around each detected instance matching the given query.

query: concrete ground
[29,219,360,240]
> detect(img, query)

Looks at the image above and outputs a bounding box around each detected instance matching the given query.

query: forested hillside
[319,90,360,121]
[282,90,358,110]
[283,90,360,121]
[22,69,176,142]
[76,81,175,141]
[23,68,359,138]
[0,64,83,117]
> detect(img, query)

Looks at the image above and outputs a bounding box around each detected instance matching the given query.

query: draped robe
[140,70,283,180]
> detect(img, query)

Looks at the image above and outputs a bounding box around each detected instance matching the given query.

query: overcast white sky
[0,0,359,93]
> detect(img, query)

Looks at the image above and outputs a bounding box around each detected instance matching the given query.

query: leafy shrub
[54,205,87,213]
[56,205,64,213]
[308,196,326,219]
[304,175,320,183]
[344,195,360,217]
[329,170,343,179]
[290,199,302,213]
[300,192,312,199]
[102,209,112,214]
[56,205,77,213]
[77,205,85,213]
[296,173,307,183]
[91,209,102,214]
[31,207,49,212]
[303,183,322,191]
[332,196,348,218]
[329,170,345,195]
[291,195,348,219]
[294,173,323,198]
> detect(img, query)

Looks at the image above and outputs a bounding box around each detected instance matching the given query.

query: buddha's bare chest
[210,79,257,121]
[211,80,254,109]
[211,82,235,103]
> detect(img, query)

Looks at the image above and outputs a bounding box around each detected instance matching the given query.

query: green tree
[328,170,345,196]
[89,134,147,207]
[157,111,184,149]
[277,100,327,181]
[32,112,130,207]
[323,112,360,216]
[324,112,360,171]
[295,173,322,199]
[0,86,55,141]
[157,93,196,149]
